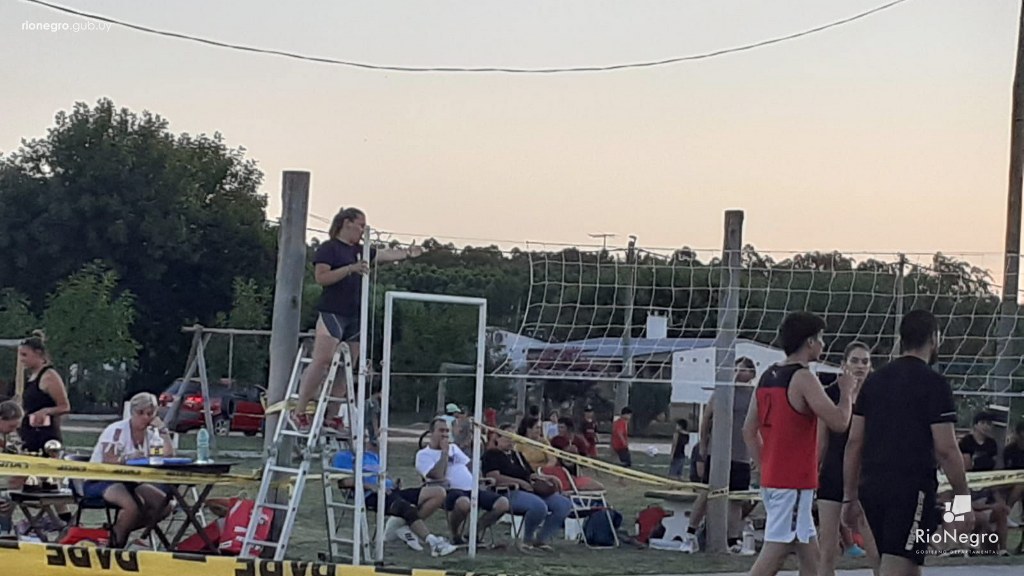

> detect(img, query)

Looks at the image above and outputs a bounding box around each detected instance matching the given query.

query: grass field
[59,431,1024,575]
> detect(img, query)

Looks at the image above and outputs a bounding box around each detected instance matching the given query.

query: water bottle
[196,427,211,463]
[741,519,756,555]
[148,428,165,465]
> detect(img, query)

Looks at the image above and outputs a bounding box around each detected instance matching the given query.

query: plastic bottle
[196,427,211,463]
[148,428,165,465]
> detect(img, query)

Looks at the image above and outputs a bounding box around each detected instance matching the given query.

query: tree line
[1,100,1016,416]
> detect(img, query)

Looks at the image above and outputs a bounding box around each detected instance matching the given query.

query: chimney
[646,312,668,339]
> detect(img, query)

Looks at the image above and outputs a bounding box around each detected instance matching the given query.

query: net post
[707,209,743,554]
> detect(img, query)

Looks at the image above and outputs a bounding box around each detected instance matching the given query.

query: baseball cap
[445,403,463,415]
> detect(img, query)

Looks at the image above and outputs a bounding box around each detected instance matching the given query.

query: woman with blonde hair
[86,392,176,547]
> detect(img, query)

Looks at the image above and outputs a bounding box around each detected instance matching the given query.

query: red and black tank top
[756,363,818,489]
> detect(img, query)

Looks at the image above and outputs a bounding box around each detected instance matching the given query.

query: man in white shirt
[415,417,509,544]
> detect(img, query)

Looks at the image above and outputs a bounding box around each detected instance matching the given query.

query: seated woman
[516,417,557,471]
[85,393,176,547]
[0,401,24,533]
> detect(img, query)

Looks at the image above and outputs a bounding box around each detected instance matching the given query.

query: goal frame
[377,291,488,560]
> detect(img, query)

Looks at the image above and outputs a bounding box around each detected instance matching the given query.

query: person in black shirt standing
[292,208,423,432]
[842,310,973,574]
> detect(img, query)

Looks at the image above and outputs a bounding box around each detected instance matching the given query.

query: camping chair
[539,464,619,549]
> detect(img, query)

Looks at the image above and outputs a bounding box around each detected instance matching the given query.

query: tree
[205,278,272,386]
[0,99,275,394]
[43,262,138,408]
[0,289,39,397]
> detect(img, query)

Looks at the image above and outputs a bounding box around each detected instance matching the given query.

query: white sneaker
[383,517,406,543]
[396,525,423,552]
[427,534,457,557]
[679,533,697,553]
[730,543,755,556]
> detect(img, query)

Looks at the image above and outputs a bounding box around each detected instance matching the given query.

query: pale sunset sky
[1,0,1018,274]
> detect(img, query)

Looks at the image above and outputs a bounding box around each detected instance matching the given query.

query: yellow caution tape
[0,541,523,576]
[475,423,1024,501]
[0,454,260,486]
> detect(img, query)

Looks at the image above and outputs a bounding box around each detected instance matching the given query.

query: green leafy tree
[0,99,275,393]
[43,262,138,408]
[0,289,39,397]
[205,278,272,386]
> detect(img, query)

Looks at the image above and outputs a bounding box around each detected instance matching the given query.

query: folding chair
[64,455,120,529]
[539,465,619,549]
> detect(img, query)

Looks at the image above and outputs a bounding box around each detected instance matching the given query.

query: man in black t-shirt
[291,207,424,432]
[959,411,1010,556]
[842,310,973,571]
[959,412,998,472]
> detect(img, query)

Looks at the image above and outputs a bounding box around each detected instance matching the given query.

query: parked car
[157,379,265,436]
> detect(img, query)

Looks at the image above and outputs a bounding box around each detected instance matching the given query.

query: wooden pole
[615,235,638,414]
[992,1,1024,454]
[1002,0,1024,307]
[264,171,310,542]
[707,210,743,554]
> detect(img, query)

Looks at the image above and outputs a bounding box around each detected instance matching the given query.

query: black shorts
[860,482,939,566]
[365,487,421,512]
[443,489,504,512]
[703,459,752,492]
[320,312,360,342]
[817,462,844,503]
[616,449,633,468]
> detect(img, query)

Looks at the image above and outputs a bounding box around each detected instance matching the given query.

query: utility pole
[992,1,1024,454]
[588,233,616,253]
[615,235,637,413]
[707,210,743,554]
[264,171,309,543]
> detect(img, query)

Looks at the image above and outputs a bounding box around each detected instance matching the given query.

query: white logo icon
[942,495,972,523]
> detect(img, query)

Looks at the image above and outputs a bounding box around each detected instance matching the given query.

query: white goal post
[377,291,488,560]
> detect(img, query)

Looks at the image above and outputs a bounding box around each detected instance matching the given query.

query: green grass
[64,433,1024,575]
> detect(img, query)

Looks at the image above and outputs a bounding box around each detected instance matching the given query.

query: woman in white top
[85,392,176,548]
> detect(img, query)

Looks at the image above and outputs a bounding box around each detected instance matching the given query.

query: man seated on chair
[331,449,456,557]
[483,424,572,552]
[415,417,510,545]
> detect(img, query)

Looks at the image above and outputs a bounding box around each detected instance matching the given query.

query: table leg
[168,484,218,553]
[15,503,51,543]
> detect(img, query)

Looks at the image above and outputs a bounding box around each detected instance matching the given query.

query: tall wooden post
[707,210,743,554]
[265,171,310,541]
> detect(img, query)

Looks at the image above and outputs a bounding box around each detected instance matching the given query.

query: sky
[1,0,1019,274]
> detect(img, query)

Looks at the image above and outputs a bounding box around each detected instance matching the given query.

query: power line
[22,0,912,74]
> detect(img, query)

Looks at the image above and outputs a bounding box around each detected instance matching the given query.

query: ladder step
[326,501,358,510]
[245,539,281,549]
[325,396,353,404]
[268,464,303,475]
[279,429,313,440]
[259,502,292,512]
[300,357,313,364]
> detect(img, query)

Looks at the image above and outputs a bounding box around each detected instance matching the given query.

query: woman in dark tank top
[17,331,70,454]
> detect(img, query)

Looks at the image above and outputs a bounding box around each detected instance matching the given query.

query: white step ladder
[239,342,369,561]
[321,435,373,563]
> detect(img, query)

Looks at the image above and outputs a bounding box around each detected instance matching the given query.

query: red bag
[635,506,670,544]
[60,527,111,547]
[219,498,273,555]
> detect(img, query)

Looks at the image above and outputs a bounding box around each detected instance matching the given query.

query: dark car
[157,379,265,436]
